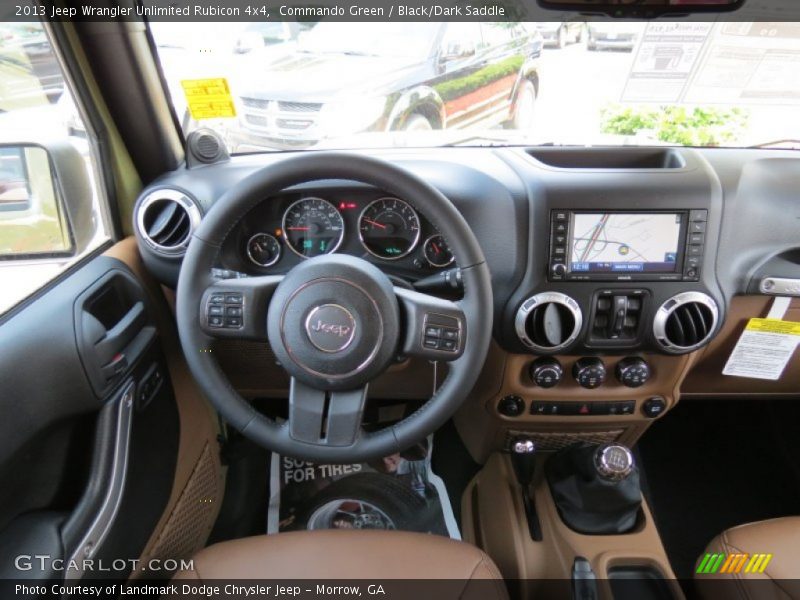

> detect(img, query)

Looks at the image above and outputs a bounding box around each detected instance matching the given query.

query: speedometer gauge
[282,197,344,258]
[358,197,421,260]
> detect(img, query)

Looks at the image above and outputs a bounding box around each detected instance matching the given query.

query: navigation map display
[569,212,683,273]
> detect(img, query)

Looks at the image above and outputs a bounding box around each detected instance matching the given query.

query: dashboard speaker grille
[654,292,719,353]
[136,189,201,256]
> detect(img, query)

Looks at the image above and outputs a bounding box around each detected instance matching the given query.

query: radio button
[554,222,567,234]
[689,233,705,244]
[553,211,568,221]
[689,209,708,222]
[551,263,567,278]
[688,245,704,256]
[689,221,706,234]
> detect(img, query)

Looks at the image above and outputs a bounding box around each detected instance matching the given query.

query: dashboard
[132,144,800,445]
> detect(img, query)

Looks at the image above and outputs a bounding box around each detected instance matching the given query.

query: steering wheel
[176,152,492,463]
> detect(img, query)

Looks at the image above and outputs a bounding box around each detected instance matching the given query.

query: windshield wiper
[749,139,800,149]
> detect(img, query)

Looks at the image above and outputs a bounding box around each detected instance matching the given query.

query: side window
[0,22,110,314]
[439,23,483,60]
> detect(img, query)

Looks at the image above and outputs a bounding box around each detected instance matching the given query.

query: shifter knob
[594,444,634,481]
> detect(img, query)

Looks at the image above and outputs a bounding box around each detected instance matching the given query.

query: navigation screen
[569,212,682,273]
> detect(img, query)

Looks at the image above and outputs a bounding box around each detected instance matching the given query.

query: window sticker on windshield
[722,316,800,381]
[180,78,236,120]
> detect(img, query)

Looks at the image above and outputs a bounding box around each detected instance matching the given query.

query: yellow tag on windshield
[745,318,800,336]
[181,78,236,119]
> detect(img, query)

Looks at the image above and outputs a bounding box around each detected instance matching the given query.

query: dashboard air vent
[515,292,583,352]
[653,292,719,354]
[136,189,201,256]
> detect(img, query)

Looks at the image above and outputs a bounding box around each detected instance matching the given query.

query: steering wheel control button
[642,396,667,418]
[594,444,635,481]
[573,357,607,389]
[425,325,443,338]
[421,314,461,354]
[615,357,651,388]
[498,395,525,417]
[304,304,357,353]
[529,357,563,388]
[206,291,245,329]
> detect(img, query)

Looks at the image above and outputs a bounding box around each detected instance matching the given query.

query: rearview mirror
[0,142,95,260]
[537,0,744,17]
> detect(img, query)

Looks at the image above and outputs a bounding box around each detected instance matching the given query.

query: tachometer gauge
[282,197,344,258]
[246,233,281,268]
[423,234,455,267]
[358,197,421,260]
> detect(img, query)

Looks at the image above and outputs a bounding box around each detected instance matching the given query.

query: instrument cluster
[220,189,455,277]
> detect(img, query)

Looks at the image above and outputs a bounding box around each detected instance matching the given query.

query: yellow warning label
[181,78,236,120]
[745,318,800,336]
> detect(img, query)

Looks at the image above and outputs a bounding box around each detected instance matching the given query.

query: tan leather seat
[696,517,800,599]
[173,530,507,599]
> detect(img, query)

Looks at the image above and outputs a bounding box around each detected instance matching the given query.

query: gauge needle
[432,242,441,253]
[286,227,310,231]
[364,218,387,230]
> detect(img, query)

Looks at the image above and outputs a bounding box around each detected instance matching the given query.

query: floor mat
[267,435,461,537]
[638,398,800,581]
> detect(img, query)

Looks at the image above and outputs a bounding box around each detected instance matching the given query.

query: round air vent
[136,189,201,256]
[653,291,719,354]
[515,292,583,352]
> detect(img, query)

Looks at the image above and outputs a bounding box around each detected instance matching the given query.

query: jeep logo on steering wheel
[305,304,357,353]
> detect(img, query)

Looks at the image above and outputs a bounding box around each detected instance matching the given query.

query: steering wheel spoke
[394,287,466,362]
[289,378,367,447]
[199,275,283,341]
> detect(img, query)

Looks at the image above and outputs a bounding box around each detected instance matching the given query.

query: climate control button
[529,357,563,388]
[573,357,606,389]
[616,356,651,388]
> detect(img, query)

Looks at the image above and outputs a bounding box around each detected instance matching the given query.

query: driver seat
[173,530,508,598]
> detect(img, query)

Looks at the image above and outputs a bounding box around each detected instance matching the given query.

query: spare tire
[295,472,434,532]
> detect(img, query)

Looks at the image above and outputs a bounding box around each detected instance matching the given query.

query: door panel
[0,239,223,585]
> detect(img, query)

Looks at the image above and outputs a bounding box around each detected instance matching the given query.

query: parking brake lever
[509,437,543,541]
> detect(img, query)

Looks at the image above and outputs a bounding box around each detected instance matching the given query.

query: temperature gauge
[423,234,455,267]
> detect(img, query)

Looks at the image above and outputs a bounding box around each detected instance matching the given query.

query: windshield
[149,21,800,153]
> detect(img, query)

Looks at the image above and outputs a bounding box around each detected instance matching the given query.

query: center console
[456,148,728,460]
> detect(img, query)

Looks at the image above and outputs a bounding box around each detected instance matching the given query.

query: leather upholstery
[173,530,508,599]
[697,517,800,599]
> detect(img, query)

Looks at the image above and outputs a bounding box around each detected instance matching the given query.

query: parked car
[535,21,585,48]
[227,22,542,151]
[0,28,61,111]
[233,21,309,54]
[586,22,641,52]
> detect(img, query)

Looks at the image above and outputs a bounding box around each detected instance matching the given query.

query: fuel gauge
[423,234,454,268]
[246,233,282,267]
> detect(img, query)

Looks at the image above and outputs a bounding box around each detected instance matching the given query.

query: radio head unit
[549,210,705,282]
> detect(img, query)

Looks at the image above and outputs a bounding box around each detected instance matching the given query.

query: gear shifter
[546,442,642,535]
[509,437,543,541]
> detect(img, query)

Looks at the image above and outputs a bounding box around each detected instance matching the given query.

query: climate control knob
[573,357,606,389]
[529,357,563,388]
[616,357,651,388]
